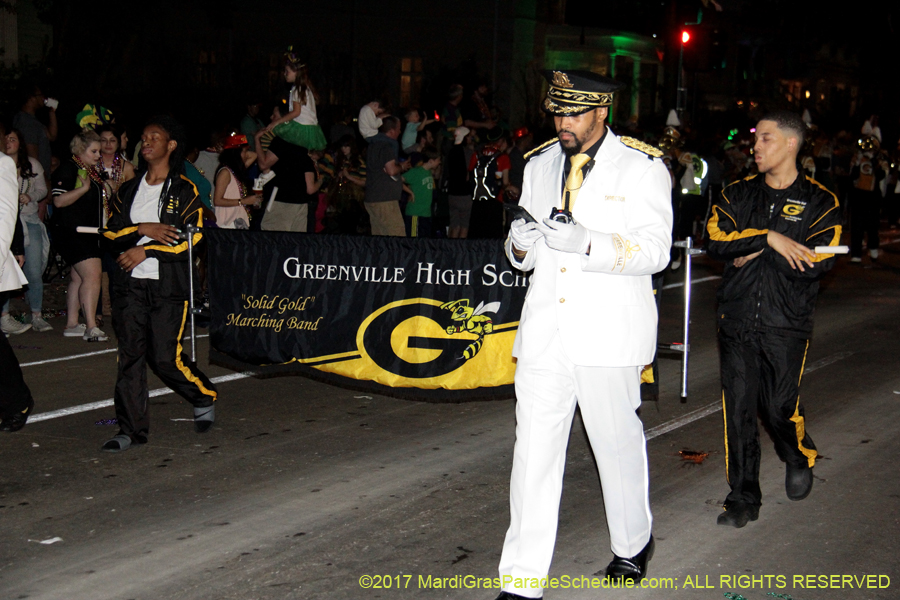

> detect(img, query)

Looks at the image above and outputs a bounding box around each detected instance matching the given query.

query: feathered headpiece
[283,46,305,69]
[76,104,115,130]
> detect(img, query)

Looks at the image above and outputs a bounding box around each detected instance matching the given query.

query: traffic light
[681,26,713,71]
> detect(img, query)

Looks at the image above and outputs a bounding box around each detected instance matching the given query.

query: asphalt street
[1,240,898,600]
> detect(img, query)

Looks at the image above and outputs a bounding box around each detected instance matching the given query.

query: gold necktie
[563,153,592,212]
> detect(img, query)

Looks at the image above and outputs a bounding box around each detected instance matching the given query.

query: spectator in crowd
[50,130,108,342]
[90,123,128,322]
[365,116,409,236]
[95,125,137,212]
[319,135,368,234]
[462,80,496,139]
[447,126,472,239]
[359,99,386,141]
[439,85,466,154]
[328,107,356,145]
[264,49,327,152]
[403,147,440,237]
[193,127,228,198]
[13,83,58,182]
[183,142,214,211]
[0,121,34,432]
[402,108,435,152]
[255,108,322,232]
[308,148,328,232]
[407,128,435,156]
[240,98,266,139]
[468,127,511,239]
[100,115,217,451]
[0,129,51,335]
[119,125,132,167]
[507,127,534,201]
[213,134,261,230]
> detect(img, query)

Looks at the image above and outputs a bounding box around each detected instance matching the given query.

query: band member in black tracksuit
[706,111,841,528]
[100,116,217,452]
[848,137,886,262]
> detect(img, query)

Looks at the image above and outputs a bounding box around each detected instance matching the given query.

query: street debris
[28,537,63,545]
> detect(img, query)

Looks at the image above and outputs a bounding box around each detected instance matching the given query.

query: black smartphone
[503,203,537,224]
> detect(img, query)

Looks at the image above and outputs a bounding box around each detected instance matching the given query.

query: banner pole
[671,238,706,400]
[680,237,692,399]
[186,225,197,362]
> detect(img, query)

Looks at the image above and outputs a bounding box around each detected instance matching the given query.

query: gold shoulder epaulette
[620,136,664,159]
[524,137,559,160]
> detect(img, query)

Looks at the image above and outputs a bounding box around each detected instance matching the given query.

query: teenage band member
[100,116,217,452]
[497,69,672,599]
[706,111,841,527]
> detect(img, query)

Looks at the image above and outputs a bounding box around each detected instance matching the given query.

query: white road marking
[645,401,723,440]
[28,372,253,423]
[662,275,721,290]
[645,351,854,441]
[24,350,855,430]
[19,335,209,368]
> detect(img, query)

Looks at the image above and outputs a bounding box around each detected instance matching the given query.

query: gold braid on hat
[547,86,614,108]
[545,71,615,109]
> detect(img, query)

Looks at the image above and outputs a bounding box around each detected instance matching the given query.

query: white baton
[815,245,849,254]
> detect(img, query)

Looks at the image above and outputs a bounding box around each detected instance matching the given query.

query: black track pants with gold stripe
[718,325,817,507]
[112,278,217,442]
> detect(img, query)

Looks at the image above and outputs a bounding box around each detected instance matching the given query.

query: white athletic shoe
[31,315,54,332]
[63,323,87,337]
[84,327,109,342]
[869,248,881,260]
[1,314,31,335]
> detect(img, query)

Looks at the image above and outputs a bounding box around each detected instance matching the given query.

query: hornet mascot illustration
[440,299,501,360]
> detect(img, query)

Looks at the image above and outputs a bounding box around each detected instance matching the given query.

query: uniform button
[559,298,565,303]
[560,267,566,273]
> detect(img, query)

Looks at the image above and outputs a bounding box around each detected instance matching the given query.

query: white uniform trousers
[499,332,652,597]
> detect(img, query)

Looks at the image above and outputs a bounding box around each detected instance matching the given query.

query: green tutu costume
[272,121,326,151]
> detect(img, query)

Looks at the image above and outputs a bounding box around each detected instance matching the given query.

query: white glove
[509,218,542,253]
[536,217,591,254]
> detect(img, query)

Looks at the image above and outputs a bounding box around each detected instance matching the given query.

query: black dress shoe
[785,464,813,501]
[716,502,760,528]
[495,592,541,600]
[0,400,34,432]
[604,535,654,582]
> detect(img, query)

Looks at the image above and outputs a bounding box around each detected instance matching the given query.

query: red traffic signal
[681,30,691,44]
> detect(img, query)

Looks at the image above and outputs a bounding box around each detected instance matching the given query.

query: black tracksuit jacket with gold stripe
[705,174,842,338]
[103,172,204,299]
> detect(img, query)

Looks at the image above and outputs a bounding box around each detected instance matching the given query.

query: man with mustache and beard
[496,70,672,599]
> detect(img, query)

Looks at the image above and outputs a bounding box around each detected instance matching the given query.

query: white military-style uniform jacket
[505,130,673,367]
[0,154,29,294]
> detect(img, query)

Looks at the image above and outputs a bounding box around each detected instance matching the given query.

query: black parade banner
[206,230,529,401]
